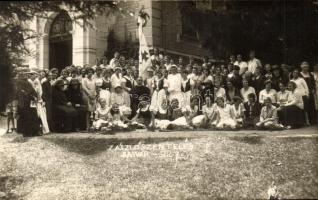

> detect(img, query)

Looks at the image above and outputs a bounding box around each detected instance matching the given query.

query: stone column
[72,19,97,66]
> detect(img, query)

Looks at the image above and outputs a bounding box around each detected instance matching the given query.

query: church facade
[26,0,210,70]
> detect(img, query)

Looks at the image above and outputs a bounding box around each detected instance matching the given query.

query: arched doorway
[49,11,73,70]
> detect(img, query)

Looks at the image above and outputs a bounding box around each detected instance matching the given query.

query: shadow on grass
[229,135,264,145]
[0,175,23,200]
[10,136,31,143]
[41,136,190,156]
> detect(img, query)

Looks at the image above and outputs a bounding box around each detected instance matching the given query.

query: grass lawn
[0,128,317,200]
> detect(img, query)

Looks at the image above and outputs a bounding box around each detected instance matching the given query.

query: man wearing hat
[16,68,42,136]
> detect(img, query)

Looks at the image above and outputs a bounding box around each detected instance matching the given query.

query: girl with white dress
[231,96,245,127]
[82,68,97,128]
[214,97,237,129]
[92,98,111,130]
[202,96,217,128]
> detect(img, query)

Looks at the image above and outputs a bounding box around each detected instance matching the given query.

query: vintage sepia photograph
[0,0,317,199]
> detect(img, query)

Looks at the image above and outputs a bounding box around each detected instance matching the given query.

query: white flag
[138,16,151,79]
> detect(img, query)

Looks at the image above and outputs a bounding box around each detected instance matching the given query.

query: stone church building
[26,0,210,70]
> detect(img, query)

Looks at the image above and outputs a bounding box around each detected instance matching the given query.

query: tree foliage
[0,1,118,111]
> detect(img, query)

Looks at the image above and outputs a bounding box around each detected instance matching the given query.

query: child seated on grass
[256,97,284,130]
[108,103,132,130]
[92,98,110,131]
[168,97,204,130]
[214,97,237,130]
[131,101,152,129]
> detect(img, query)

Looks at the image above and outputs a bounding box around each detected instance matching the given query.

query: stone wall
[153,1,210,59]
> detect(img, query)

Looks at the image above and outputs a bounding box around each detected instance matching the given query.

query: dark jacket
[244,101,262,119]
[52,87,69,106]
[42,80,53,104]
[67,88,84,105]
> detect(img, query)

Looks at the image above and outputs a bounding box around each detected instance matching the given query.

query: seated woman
[277,82,291,107]
[240,79,256,103]
[259,80,277,106]
[67,79,87,131]
[150,79,169,116]
[256,97,284,130]
[169,97,202,129]
[149,82,170,129]
[202,95,217,128]
[131,100,152,128]
[92,98,111,131]
[168,98,184,121]
[278,81,305,129]
[214,97,237,129]
[231,96,245,128]
[110,85,131,117]
[52,79,78,132]
[213,79,227,102]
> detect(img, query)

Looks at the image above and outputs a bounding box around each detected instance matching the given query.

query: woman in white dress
[150,82,171,130]
[202,95,217,128]
[214,97,237,129]
[170,97,202,129]
[82,67,97,128]
[231,96,245,127]
[110,85,131,117]
[259,80,277,105]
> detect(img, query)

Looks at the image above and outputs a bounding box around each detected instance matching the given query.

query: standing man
[234,54,248,75]
[247,50,262,74]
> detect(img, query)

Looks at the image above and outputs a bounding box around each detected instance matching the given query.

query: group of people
[6,50,318,137]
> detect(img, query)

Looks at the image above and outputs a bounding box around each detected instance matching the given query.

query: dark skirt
[303,94,317,124]
[52,105,78,132]
[74,105,87,130]
[17,107,41,137]
[278,105,305,128]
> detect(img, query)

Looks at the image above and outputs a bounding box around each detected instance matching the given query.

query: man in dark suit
[229,65,243,90]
